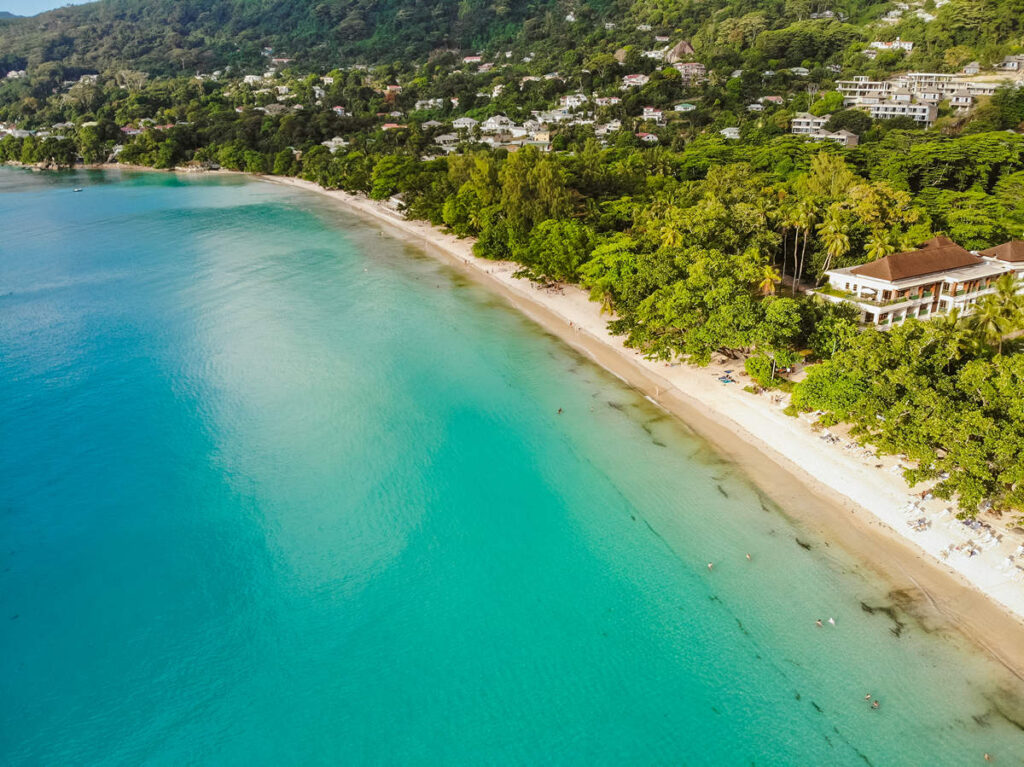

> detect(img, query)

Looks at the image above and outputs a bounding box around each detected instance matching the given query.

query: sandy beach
[259,174,1024,679]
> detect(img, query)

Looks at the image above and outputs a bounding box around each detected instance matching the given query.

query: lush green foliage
[2,0,1023,79]
[0,0,563,73]
[793,285,1024,515]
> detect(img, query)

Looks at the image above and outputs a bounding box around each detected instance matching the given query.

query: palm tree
[931,307,962,334]
[993,272,1023,328]
[816,209,850,281]
[971,295,1007,353]
[865,231,897,262]
[758,264,781,296]
[793,199,817,291]
[659,223,684,249]
[778,202,798,287]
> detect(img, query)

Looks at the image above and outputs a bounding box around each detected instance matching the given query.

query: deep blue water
[1,168,1022,765]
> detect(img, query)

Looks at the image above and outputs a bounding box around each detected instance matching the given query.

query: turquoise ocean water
[1,168,1022,765]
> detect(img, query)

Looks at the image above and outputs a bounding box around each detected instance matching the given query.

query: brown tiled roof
[920,235,958,249]
[850,237,980,281]
[978,240,1024,263]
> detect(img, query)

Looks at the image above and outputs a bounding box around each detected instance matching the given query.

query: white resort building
[815,237,1024,327]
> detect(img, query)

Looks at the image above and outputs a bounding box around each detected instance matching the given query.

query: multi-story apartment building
[838,73,1001,108]
[865,99,937,124]
[836,76,890,105]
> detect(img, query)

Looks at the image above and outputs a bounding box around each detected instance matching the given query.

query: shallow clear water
[1,168,1022,765]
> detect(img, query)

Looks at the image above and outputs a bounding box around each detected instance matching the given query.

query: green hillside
[0,0,571,73]
[3,0,1024,78]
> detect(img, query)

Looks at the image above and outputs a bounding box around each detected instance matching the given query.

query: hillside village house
[815,237,1024,327]
[673,62,707,84]
[480,114,515,133]
[790,112,830,134]
[805,128,859,147]
[621,74,650,89]
[998,55,1024,71]
[559,93,588,108]
[869,38,914,52]
[641,106,664,123]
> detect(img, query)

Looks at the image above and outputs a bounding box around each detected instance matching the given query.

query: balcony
[817,285,935,309]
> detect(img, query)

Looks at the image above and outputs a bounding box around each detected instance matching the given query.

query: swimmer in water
[828,617,836,626]
[815,619,823,628]
[871,701,879,710]
[745,553,751,561]
[707,563,713,571]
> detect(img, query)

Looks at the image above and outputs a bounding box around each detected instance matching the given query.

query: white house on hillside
[790,112,829,134]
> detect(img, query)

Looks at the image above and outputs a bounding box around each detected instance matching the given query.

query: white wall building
[790,112,829,134]
[620,74,650,89]
[864,99,936,124]
[806,129,859,148]
[869,38,914,52]
[816,237,1023,327]
[641,106,664,123]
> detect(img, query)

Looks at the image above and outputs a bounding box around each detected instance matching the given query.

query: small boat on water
[73,188,83,192]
